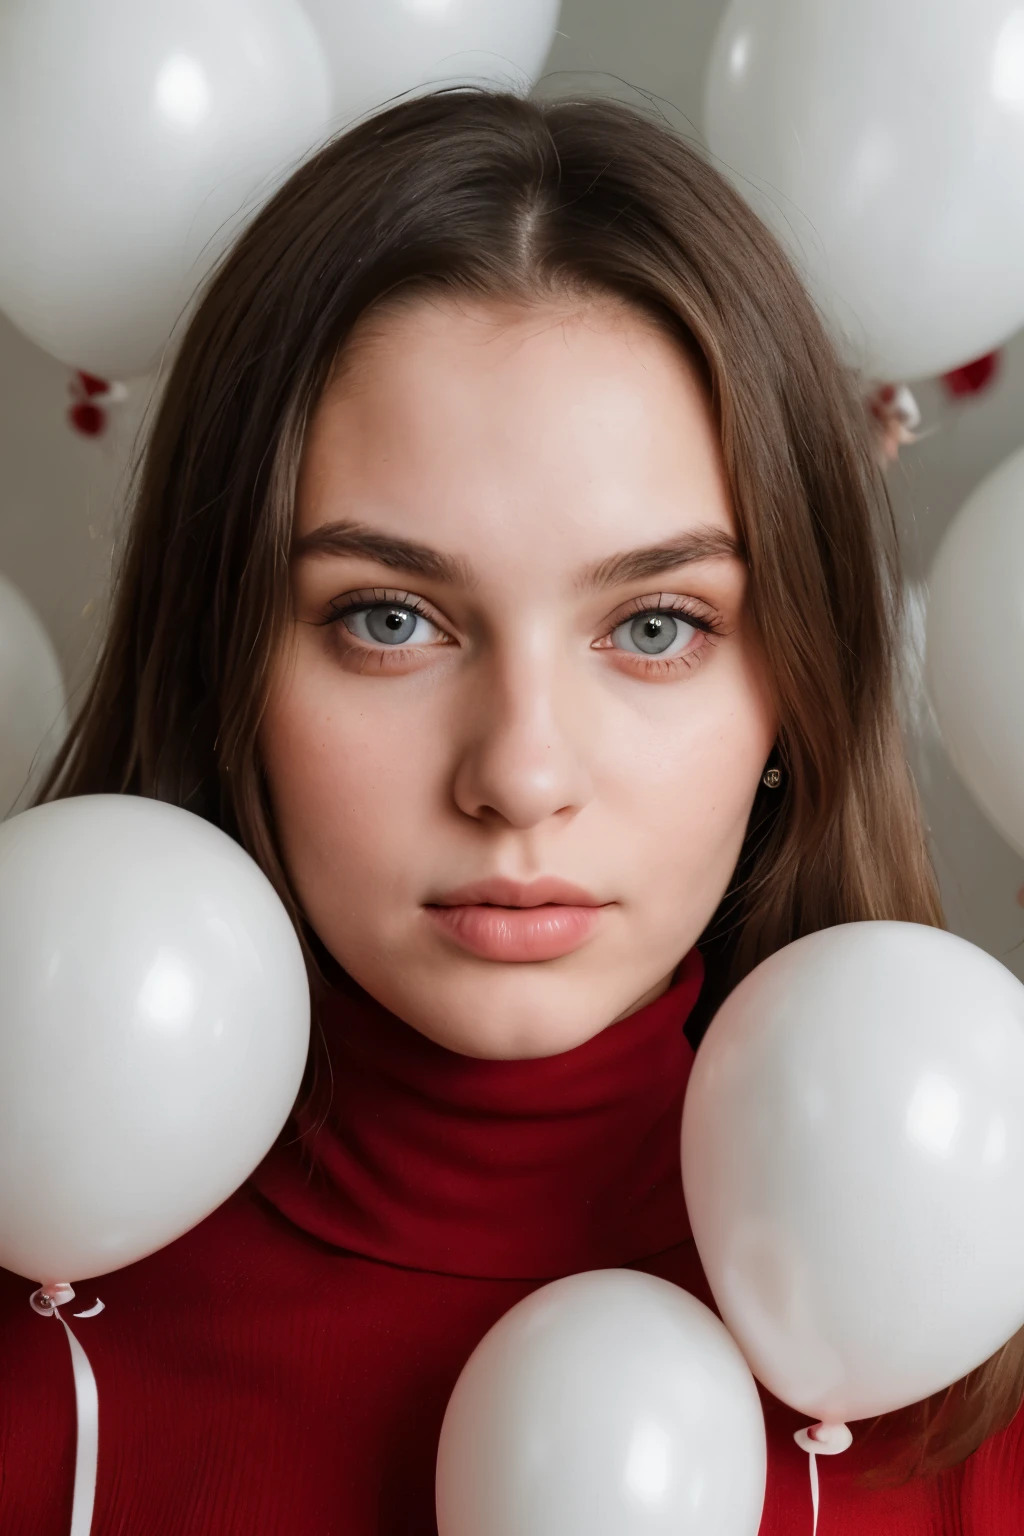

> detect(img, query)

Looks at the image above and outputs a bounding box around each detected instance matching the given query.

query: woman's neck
[251,948,704,1279]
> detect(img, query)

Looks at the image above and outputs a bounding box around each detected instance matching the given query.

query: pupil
[385,611,406,630]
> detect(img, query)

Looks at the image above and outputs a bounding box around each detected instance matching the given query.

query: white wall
[2,0,1021,975]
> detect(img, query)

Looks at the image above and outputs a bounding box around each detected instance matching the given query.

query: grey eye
[612,611,696,657]
[344,605,438,647]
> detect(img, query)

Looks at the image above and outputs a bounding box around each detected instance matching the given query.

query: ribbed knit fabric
[0,947,1020,1534]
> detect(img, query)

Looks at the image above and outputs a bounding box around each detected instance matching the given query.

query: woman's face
[260,296,777,1058]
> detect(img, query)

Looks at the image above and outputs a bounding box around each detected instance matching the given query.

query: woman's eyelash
[612,593,722,635]
[320,590,722,637]
[318,589,723,683]
[319,589,436,628]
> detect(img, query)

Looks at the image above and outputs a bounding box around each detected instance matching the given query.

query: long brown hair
[36,88,1022,1482]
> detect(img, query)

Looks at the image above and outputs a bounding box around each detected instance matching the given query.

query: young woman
[2,89,1022,1534]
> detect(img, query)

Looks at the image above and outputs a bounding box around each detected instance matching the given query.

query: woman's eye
[330,598,708,664]
[610,610,698,658]
[341,604,442,648]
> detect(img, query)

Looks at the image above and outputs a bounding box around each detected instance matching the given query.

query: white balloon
[0,0,331,379]
[926,445,1024,857]
[0,572,66,819]
[681,921,1024,1427]
[436,1268,766,1536]
[302,0,559,119]
[705,0,1024,381]
[0,795,310,1284]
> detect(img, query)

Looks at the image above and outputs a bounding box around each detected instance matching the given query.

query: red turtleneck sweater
[0,951,1021,1534]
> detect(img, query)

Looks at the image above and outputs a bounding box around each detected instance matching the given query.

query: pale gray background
[2,0,1021,974]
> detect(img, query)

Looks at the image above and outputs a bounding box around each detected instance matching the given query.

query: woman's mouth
[423,902,607,962]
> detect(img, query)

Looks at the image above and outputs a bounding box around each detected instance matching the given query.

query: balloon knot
[794,1421,853,1456]
[66,369,128,436]
[865,381,920,463]
[76,371,110,398]
[30,1282,76,1316]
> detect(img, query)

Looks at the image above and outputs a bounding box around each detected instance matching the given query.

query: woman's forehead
[294,294,739,569]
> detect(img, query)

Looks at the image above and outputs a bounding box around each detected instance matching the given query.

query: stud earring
[762,766,783,789]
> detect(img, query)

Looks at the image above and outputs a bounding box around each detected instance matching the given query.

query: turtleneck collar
[252,948,703,1281]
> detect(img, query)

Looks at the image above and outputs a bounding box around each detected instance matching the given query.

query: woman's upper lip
[429,876,607,908]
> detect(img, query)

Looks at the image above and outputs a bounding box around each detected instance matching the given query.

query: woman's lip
[424,903,607,962]
[431,876,602,908]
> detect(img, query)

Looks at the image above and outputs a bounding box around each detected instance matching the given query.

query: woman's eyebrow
[576,527,744,591]
[292,521,475,585]
[292,519,742,589]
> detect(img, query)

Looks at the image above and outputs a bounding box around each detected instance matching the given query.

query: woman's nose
[450,653,595,831]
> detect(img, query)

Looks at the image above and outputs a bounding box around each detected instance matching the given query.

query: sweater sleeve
[961,1393,1024,1536]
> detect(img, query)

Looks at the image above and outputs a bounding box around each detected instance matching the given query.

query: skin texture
[259,296,778,1059]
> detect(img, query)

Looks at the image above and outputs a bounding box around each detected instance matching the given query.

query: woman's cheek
[624,653,776,883]
[260,654,438,902]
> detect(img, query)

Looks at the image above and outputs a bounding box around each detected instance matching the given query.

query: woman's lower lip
[424,903,606,961]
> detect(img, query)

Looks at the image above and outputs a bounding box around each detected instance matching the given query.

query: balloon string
[30,1285,102,1536]
[808,1448,820,1536]
[794,1421,852,1536]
